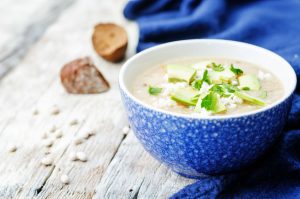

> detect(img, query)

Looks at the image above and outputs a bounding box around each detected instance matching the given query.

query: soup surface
[131,58,284,116]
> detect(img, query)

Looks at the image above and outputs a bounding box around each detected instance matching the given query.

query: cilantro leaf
[223,83,239,93]
[209,85,224,95]
[192,79,203,90]
[191,69,210,90]
[202,70,210,84]
[201,92,217,111]
[148,86,162,95]
[212,62,225,72]
[230,64,243,75]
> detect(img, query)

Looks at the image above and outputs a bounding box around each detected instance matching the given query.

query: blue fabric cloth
[124,0,300,198]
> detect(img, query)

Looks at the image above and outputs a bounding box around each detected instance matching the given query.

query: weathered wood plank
[94,133,195,199]
[0,0,77,78]
[0,0,137,198]
[0,0,194,198]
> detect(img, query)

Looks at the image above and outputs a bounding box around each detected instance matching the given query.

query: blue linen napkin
[124,0,300,198]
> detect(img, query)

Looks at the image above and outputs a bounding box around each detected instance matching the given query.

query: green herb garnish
[223,83,239,93]
[212,62,225,72]
[192,69,210,90]
[210,85,225,95]
[230,64,243,75]
[201,92,226,113]
[202,69,211,84]
[242,87,250,91]
[201,92,217,111]
[148,86,162,96]
[192,79,203,90]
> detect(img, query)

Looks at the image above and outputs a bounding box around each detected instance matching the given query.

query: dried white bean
[51,106,60,115]
[50,125,57,133]
[69,119,78,126]
[41,132,48,139]
[69,152,77,161]
[60,174,70,184]
[43,139,54,147]
[83,130,95,139]
[41,157,53,166]
[76,152,87,162]
[122,126,130,134]
[8,145,17,153]
[74,138,83,145]
[32,109,39,115]
[55,130,63,139]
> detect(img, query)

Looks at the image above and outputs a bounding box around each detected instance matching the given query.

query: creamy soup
[131,58,284,116]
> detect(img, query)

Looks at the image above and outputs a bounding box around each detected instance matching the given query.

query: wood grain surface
[0,0,195,198]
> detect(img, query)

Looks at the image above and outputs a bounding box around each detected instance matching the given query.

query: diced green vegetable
[201,92,226,113]
[259,91,268,99]
[148,86,162,96]
[209,69,236,84]
[211,62,225,72]
[238,75,261,91]
[170,87,199,106]
[167,64,196,84]
[230,64,244,75]
[235,91,266,106]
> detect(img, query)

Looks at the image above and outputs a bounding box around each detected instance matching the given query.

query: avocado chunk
[167,65,196,84]
[170,87,199,106]
[235,91,265,106]
[238,75,261,91]
[209,69,236,84]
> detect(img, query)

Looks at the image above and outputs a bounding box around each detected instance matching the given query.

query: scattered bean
[76,152,87,162]
[32,109,39,115]
[43,139,54,148]
[122,126,130,134]
[51,106,60,115]
[41,157,53,166]
[60,174,70,184]
[83,130,96,139]
[55,130,63,139]
[8,145,17,153]
[41,132,48,139]
[50,125,57,133]
[69,152,77,161]
[69,119,78,126]
[74,138,84,145]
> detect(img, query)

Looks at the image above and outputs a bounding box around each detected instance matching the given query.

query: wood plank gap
[34,165,56,196]
[132,179,144,199]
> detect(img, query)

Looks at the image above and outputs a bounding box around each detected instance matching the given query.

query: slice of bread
[60,57,110,94]
[92,23,128,62]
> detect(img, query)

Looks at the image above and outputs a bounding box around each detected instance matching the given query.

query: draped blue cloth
[124,0,300,198]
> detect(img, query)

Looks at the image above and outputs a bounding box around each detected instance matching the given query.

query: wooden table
[0,0,195,198]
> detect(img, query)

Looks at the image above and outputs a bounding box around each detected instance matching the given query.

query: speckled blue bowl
[119,40,297,177]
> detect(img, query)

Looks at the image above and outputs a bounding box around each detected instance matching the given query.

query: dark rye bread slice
[92,23,128,62]
[60,57,110,94]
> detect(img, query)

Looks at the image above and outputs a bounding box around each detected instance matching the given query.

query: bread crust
[60,57,110,94]
[92,23,128,62]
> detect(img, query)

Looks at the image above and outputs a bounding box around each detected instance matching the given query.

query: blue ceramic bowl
[119,40,296,177]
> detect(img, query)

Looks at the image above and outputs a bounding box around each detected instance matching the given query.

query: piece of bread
[60,57,110,94]
[92,23,128,62]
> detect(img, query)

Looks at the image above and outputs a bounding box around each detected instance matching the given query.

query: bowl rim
[119,39,297,120]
